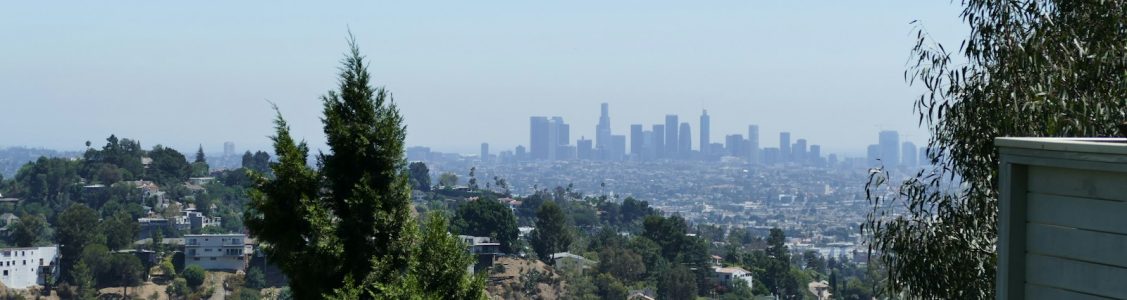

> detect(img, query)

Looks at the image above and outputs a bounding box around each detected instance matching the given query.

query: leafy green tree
[151,230,164,255]
[11,156,80,209]
[408,213,486,299]
[246,37,484,299]
[408,162,431,191]
[107,254,144,296]
[594,273,628,299]
[529,201,572,263]
[181,265,206,289]
[10,214,47,247]
[467,167,478,190]
[864,1,1127,298]
[451,198,519,253]
[763,228,795,297]
[56,204,103,282]
[103,211,139,251]
[658,264,698,300]
[642,214,689,260]
[79,243,116,289]
[246,266,266,289]
[721,281,756,300]
[81,135,144,181]
[438,172,458,189]
[237,288,262,300]
[71,260,96,300]
[597,247,646,283]
[241,151,272,175]
[168,278,190,299]
[147,145,190,185]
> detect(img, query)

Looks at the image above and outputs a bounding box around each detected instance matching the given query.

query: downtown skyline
[2,1,961,156]
[464,103,923,164]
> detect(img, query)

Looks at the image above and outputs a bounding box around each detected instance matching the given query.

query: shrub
[182,265,206,289]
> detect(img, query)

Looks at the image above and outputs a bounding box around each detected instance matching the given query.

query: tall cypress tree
[246,35,483,299]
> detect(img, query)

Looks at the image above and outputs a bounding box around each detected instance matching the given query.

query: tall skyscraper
[902,141,918,167]
[700,110,710,155]
[725,134,744,157]
[653,124,666,159]
[809,144,821,165]
[577,138,593,160]
[747,125,760,164]
[630,124,644,157]
[642,130,657,160]
[867,144,880,165]
[919,146,929,166]
[223,142,235,157]
[531,116,569,160]
[779,132,791,161]
[679,122,692,159]
[529,117,549,160]
[595,103,611,150]
[480,142,489,162]
[794,138,807,162]
[610,135,627,161]
[557,122,570,146]
[515,145,526,161]
[879,130,900,167]
[665,115,679,157]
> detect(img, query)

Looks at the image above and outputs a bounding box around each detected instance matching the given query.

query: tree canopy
[148,145,191,185]
[865,1,1127,298]
[408,161,431,192]
[245,35,484,299]
[530,201,573,263]
[450,197,519,253]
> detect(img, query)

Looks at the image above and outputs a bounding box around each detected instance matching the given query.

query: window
[22,260,25,265]
[3,270,6,276]
[210,257,216,261]
[193,257,200,261]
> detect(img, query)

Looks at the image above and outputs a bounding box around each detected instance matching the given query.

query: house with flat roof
[713,266,754,290]
[0,246,59,289]
[184,234,247,272]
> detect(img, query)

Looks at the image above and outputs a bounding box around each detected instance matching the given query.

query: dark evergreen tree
[195,145,206,164]
[529,201,572,263]
[246,36,483,299]
[56,204,104,282]
[408,161,431,191]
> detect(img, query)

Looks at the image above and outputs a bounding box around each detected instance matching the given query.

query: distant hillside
[0,147,81,178]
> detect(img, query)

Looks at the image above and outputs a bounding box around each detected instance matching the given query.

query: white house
[550,252,596,272]
[0,246,59,289]
[458,235,501,274]
[713,266,754,290]
[184,234,247,272]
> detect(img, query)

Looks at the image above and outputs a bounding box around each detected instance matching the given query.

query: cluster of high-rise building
[480,103,834,166]
[865,130,925,168]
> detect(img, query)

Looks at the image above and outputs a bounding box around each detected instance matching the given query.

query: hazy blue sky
[2,1,965,156]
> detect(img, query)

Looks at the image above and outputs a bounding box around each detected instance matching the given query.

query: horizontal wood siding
[1026,254,1127,298]
[1026,284,1116,300]
[1027,193,1127,235]
[1027,165,1127,202]
[1026,223,1127,268]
